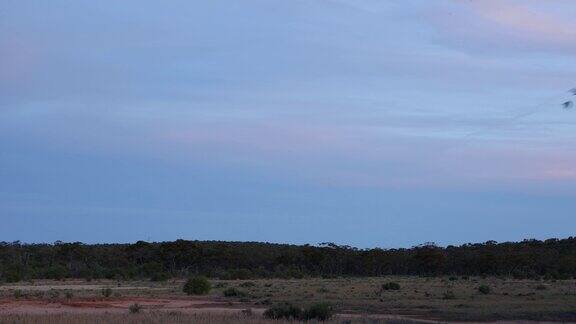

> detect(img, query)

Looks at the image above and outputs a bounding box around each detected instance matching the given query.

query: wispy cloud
[428,0,576,58]
[471,0,576,46]
[2,0,576,244]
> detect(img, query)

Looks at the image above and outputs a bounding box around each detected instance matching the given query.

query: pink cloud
[158,121,576,195]
[470,0,576,45]
[0,38,38,85]
[543,169,576,180]
[429,0,576,55]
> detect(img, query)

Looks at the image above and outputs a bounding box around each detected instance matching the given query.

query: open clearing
[1,277,575,323]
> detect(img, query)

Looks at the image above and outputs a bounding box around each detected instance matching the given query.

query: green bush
[223,287,247,297]
[263,303,302,320]
[443,291,456,300]
[381,282,401,291]
[101,287,113,298]
[219,268,253,280]
[3,265,24,283]
[129,303,142,314]
[263,302,333,321]
[48,289,60,299]
[214,282,228,288]
[478,285,491,294]
[302,303,334,321]
[44,265,68,281]
[142,262,163,277]
[183,276,211,295]
[150,272,170,282]
[317,287,329,293]
[229,268,253,280]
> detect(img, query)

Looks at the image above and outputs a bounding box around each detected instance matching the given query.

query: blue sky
[1,0,576,247]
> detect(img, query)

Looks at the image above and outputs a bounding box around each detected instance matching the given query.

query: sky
[1,0,576,248]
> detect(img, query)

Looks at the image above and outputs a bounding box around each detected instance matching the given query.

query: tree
[183,276,211,295]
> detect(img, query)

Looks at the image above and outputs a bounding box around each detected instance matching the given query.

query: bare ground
[1,277,575,323]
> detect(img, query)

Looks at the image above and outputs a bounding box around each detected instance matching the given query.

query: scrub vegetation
[1,276,575,322]
[1,238,576,283]
[0,312,424,324]
[1,238,576,322]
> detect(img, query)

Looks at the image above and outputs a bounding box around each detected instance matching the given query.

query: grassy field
[1,276,575,322]
[0,312,425,324]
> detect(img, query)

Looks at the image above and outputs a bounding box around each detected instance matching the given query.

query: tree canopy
[1,237,575,282]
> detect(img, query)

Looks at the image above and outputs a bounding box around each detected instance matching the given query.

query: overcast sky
[2,0,576,247]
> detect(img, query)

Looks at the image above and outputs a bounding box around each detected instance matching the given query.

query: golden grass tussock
[0,311,424,324]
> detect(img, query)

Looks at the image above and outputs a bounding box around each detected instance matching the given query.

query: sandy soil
[0,280,168,292]
[0,296,443,323]
[1,278,570,323]
[0,298,560,324]
[0,297,251,315]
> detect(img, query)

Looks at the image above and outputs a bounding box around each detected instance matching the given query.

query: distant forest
[1,237,576,282]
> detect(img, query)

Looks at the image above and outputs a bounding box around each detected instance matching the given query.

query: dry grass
[0,312,423,324]
[1,276,576,321]
[209,276,576,321]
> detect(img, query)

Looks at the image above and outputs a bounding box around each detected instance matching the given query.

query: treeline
[1,237,575,282]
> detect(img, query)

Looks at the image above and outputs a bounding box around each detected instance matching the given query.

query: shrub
[535,284,547,290]
[183,276,211,295]
[48,289,60,299]
[223,287,247,297]
[219,268,253,280]
[448,276,458,281]
[302,302,334,321]
[65,291,73,299]
[263,303,302,320]
[101,287,113,298]
[478,285,491,295]
[264,302,334,321]
[129,303,142,314]
[239,281,256,288]
[381,282,401,291]
[3,265,24,283]
[150,272,170,282]
[44,265,68,281]
[443,291,456,300]
[214,282,228,288]
[142,262,163,277]
[257,298,272,305]
[229,268,253,280]
[13,289,23,299]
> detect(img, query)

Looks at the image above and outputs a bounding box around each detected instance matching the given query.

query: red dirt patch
[0,297,252,315]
